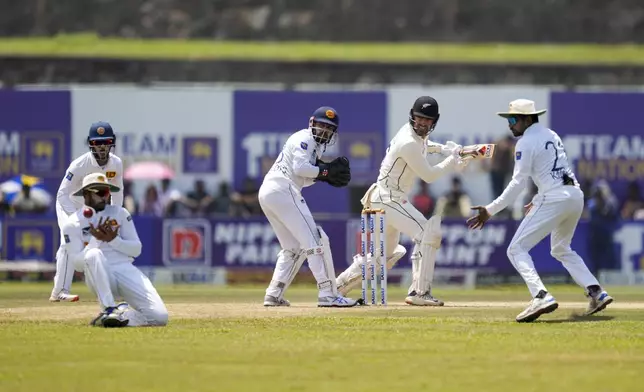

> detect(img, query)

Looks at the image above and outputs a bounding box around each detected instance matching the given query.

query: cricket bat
[427,142,496,160]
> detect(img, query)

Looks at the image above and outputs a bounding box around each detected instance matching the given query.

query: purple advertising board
[5,215,642,279]
[0,90,72,200]
[160,217,349,271]
[233,91,387,214]
[1,215,59,262]
[550,92,644,203]
[347,219,591,275]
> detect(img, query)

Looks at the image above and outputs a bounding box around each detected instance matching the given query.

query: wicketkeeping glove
[316,156,351,187]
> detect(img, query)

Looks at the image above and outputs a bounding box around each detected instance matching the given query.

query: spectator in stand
[620,181,644,220]
[0,191,11,215]
[122,180,138,215]
[231,177,261,217]
[435,177,472,218]
[487,135,515,199]
[212,182,233,216]
[411,180,434,218]
[140,184,164,217]
[158,178,182,217]
[11,184,48,214]
[184,179,214,217]
[587,180,619,273]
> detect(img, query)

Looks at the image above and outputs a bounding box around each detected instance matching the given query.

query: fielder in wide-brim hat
[72,173,120,197]
[496,98,547,118]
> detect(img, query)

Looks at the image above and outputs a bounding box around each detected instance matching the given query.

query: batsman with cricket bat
[335,96,495,305]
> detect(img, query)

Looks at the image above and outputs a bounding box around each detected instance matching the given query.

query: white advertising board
[71,86,233,200]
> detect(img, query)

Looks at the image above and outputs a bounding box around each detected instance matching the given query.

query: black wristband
[316,162,329,180]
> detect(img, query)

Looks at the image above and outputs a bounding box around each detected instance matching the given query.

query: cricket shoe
[49,292,80,302]
[263,295,291,307]
[405,291,444,306]
[318,295,359,308]
[516,290,558,323]
[584,290,613,316]
[90,306,129,328]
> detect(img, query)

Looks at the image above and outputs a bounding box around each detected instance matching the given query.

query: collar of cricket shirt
[408,123,426,144]
[523,122,544,136]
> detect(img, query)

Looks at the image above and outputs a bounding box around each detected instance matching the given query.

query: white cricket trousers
[507,186,599,297]
[361,185,439,294]
[51,233,76,297]
[52,208,75,297]
[365,186,427,259]
[258,180,336,297]
[77,248,168,327]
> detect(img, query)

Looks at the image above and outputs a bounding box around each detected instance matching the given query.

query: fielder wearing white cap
[467,99,613,322]
[60,173,168,328]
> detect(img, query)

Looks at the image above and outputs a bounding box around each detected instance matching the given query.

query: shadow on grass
[539,314,615,324]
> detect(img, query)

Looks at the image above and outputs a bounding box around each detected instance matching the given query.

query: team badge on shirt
[515,151,522,160]
[106,171,116,178]
[65,172,74,181]
[300,142,308,150]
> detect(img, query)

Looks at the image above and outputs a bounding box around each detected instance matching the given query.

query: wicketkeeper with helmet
[260,106,359,307]
[335,96,469,306]
[51,121,125,303]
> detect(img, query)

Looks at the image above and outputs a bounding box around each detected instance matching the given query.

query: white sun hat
[73,173,120,196]
[497,99,547,118]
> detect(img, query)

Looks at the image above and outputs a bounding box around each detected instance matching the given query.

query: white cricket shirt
[263,129,323,192]
[62,204,142,266]
[486,123,579,216]
[56,152,124,228]
[376,123,456,200]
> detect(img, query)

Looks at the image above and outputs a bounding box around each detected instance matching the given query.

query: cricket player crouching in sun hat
[61,172,168,327]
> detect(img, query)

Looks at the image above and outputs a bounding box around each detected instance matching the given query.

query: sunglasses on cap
[86,187,111,197]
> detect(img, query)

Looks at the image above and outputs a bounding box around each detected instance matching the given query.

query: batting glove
[441,141,463,157]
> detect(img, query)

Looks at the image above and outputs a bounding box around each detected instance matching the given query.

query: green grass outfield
[2,35,644,65]
[1,283,643,392]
